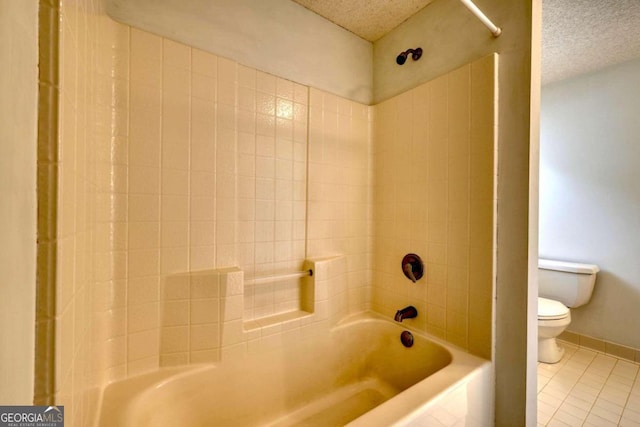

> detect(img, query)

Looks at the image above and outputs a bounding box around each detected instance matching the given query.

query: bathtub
[98,312,492,426]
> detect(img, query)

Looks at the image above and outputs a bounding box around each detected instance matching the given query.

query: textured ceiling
[542,0,640,84]
[291,0,436,42]
[292,0,640,84]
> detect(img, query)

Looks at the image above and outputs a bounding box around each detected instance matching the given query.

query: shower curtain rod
[459,0,502,37]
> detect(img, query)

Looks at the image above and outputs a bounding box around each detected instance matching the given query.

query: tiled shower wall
[48,2,497,425]
[307,89,373,314]
[106,28,373,379]
[372,55,496,359]
[46,0,122,424]
[51,4,373,423]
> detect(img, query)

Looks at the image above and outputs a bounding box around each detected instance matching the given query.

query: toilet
[537,259,599,364]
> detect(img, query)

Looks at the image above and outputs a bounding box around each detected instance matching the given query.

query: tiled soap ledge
[244,309,314,331]
[159,255,347,366]
[559,330,640,363]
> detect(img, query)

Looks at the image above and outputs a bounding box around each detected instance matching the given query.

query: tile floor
[538,342,640,426]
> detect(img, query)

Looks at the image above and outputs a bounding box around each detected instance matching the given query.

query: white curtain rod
[460,0,502,37]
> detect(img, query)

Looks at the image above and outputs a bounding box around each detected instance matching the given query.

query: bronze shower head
[396,47,423,65]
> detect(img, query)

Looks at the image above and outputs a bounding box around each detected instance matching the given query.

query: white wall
[105,0,373,104]
[540,58,640,349]
[0,0,38,404]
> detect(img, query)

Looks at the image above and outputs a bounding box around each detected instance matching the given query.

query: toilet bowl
[538,297,571,363]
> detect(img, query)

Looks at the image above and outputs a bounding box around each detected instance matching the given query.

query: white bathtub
[98,313,492,426]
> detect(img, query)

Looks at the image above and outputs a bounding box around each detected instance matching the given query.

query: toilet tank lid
[539,259,600,274]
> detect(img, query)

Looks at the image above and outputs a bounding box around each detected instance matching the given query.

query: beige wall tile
[129,194,160,222]
[124,278,158,307]
[128,302,159,333]
[128,357,159,376]
[128,249,159,278]
[192,50,217,77]
[188,323,218,351]
[163,38,191,70]
[130,29,162,86]
[128,222,160,250]
[162,300,189,326]
[163,274,190,300]
[161,167,189,196]
[128,329,159,361]
[191,299,219,324]
[161,246,189,274]
[160,326,189,353]
[371,57,495,357]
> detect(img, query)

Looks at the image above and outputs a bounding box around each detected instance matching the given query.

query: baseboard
[558,330,640,363]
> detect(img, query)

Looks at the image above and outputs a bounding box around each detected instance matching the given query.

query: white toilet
[538,259,599,364]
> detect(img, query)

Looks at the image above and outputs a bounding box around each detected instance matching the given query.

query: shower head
[396,47,422,65]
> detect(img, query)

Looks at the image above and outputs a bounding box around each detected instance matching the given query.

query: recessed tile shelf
[160,256,347,366]
[243,269,315,326]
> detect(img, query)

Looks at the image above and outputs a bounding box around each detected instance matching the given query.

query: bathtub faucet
[394,306,418,322]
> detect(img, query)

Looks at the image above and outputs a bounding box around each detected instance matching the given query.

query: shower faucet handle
[401,253,424,282]
[403,262,417,283]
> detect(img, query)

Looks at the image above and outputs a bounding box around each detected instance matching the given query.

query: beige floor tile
[600,386,632,406]
[622,407,640,423]
[593,397,625,416]
[584,412,618,426]
[552,408,585,426]
[627,392,640,407]
[590,404,622,424]
[539,391,564,409]
[563,394,593,412]
[539,399,560,419]
[558,401,589,420]
[538,344,640,427]
[547,418,570,427]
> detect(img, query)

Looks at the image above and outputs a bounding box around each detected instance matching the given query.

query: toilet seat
[538,297,569,320]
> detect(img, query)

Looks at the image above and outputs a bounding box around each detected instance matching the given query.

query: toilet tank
[538,259,600,308]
